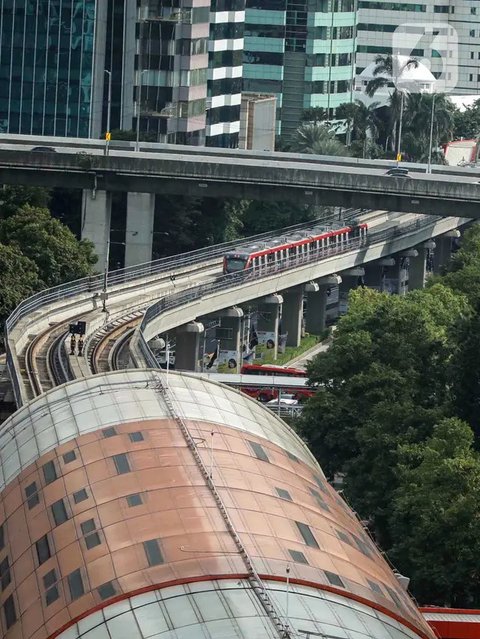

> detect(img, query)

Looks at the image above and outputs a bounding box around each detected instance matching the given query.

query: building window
[25,481,40,509]
[325,570,345,588]
[126,493,143,507]
[352,534,372,557]
[248,440,270,462]
[42,461,57,485]
[36,534,51,565]
[367,578,383,594]
[43,569,59,605]
[0,557,11,590]
[288,549,308,564]
[295,521,320,548]
[309,487,330,512]
[0,523,4,551]
[312,474,327,492]
[113,453,131,475]
[143,539,164,566]
[470,30,475,37]
[129,431,144,442]
[470,73,474,81]
[3,594,16,629]
[471,52,475,59]
[275,487,292,501]
[81,519,101,550]
[102,427,117,438]
[68,569,85,600]
[63,450,77,464]
[51,499,69,526]
[73,488,88,504]
[336,529,351,545]
[41,462,57,487]
[98,581,116,600]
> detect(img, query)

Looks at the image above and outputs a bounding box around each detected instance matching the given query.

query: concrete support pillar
[125,192,155,267]
[81,190,111,267]
[281,285,304,347]
[175,321,204,372]
[364,258,395,292]
[219,307,243,372]
[257,294,283,360]
[339,267,365,313]
[433,236,451,273]
[433,232,459,273]
[305,275,341,335]
[407,248,427,290]
[396,250,417,296]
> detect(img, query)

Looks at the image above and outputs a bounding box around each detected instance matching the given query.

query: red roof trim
[46,573,432,639]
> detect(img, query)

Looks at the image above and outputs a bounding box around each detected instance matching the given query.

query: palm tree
[405,93,455,144]
[336,100,382,156]
[290,122,351,156]
[366,54,419,153]
[365,54,419,98]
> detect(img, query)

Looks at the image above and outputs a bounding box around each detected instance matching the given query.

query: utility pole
[104,70,112,156]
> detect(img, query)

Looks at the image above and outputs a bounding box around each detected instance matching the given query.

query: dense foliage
[293,54,478,161]
[0,197,97,330]
[297,224,480,606]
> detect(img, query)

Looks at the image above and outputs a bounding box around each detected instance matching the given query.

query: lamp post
[104,69,112,156]
[396,89,405,167]
[427,92,437,174]
[135,70,148,152]
[102,237,125,313]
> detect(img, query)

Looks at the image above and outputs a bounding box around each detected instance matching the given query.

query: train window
[267,252,275,264]
[289,247,296,257]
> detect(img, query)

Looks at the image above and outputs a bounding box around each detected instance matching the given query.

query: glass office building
[243,0,357,136]
[0,0,107,137]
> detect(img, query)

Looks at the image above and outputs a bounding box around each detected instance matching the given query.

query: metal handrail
[136,215,437,366]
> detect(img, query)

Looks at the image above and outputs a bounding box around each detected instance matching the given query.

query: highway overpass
[0,137,479,218]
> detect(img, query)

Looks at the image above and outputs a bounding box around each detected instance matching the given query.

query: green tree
[0,243,40,328]
[389,418,480,606]
[301,107,327,123]
[0,185,51,219]
[108,129,158,142]
[0,206,97,287]
[290,122,351,156]
[241,200,317,236]
[453,99,480,139]
[437,224,480,305]
[336,100,381,156]
[298,285,467,543]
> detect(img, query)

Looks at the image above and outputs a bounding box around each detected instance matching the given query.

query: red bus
[239,364,313,402]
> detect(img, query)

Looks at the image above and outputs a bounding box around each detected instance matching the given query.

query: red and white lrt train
[223,221,368,274]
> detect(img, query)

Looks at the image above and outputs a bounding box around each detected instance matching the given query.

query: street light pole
[396,89,405,167]
[104,69,112,156]
[427,92,437,174]
[102,213,111,313]
[136,70,147,152]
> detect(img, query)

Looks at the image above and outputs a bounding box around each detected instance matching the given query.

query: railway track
[89,312,143,374]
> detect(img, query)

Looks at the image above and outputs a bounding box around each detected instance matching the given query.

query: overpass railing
[136,215,437,367]
[4,209,362,407]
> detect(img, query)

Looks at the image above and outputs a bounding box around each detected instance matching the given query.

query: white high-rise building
[356,0,480,95]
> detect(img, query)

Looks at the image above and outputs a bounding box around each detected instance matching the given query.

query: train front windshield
[225,255,248,273]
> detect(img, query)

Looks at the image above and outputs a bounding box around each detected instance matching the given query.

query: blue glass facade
[0,0,98,137]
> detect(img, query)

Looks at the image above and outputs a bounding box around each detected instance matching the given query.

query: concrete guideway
[133,214,468,367]
[4,210,466,408]
[0,146,479,217]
